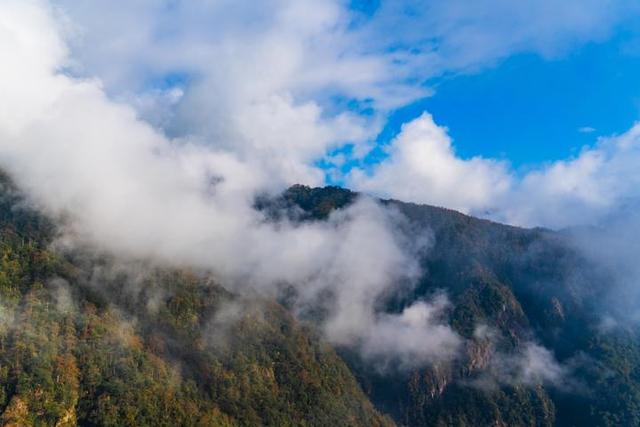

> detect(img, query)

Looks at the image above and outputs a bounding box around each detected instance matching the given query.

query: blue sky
[373,30,640,173]
[33,0,640,227]
[56,0,640,178]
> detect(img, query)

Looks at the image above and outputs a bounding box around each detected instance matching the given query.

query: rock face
[2,173,640,426]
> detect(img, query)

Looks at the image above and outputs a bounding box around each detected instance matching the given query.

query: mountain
[1,173,640,426]
[0,173,391,426]
[273,185,640,427]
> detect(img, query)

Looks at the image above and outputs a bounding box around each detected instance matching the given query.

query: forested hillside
[280,185,640,427]
[0,173,391,426]
[2,173,640,426]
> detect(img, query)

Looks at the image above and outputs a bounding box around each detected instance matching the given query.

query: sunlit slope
[0,173,392,426]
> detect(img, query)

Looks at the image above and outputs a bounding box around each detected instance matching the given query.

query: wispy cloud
[0,0,458,366]
[578,126,597,133]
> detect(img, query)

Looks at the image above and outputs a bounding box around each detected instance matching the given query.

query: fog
[0,0,460,367]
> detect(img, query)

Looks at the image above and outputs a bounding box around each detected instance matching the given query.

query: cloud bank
[2,0,640,372]
[352,113,640,229]
[45,0,640,221]
[349,113,512,213]
[0,0,458,367]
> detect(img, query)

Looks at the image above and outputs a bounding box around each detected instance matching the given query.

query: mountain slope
[2,172,640,426]
[0,173,392,426]
[280,185,640,427]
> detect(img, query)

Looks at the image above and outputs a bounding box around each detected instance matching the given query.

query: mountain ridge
[278,184,640,427]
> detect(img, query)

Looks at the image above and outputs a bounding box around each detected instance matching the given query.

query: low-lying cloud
[0,0,458,367]
[2,0,640,375]
[358,295,462,371]
[487,342,567,388]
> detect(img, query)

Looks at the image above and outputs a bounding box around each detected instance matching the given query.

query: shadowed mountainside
[279,185,640,427]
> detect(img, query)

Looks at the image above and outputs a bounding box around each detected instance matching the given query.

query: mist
[565,208,640,326]
[0,0,460,368]
[2,0,640,381]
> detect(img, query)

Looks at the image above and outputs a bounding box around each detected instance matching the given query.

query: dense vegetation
[282,185,640,427]
[0,174,391,426]
[2,172,640,426]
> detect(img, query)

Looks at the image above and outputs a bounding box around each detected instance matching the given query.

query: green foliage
[283,185,640,427]
[3,174,640,426]
[0,178,391,426]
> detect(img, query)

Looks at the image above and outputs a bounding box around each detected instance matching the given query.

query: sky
[384,38,640,168]
[2,0,640,231]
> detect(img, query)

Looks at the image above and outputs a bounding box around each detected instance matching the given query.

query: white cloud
[478,342,567,389]
[364,0,639,71]
[358,295,462,370]
[350,112,640,229]
[500,124,640,228]
[55,0,639,104]
[2,0,640,371]
[578,126,596,133]
[45,0,640,190]
[51,0,386,187]
[349,113,512,212]
[0,0,457,366]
